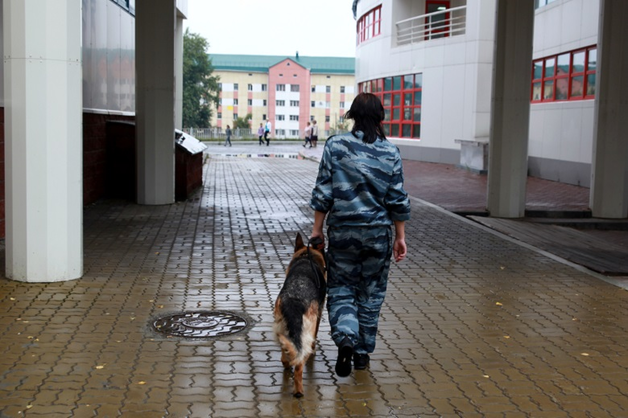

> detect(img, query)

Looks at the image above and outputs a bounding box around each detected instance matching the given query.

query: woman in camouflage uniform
[310,93,411,378]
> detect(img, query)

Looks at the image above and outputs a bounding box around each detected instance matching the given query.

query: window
[311,101,315,107]
[262,114,267,120]
[276,129,285,136]
[311,86,316,92]
[233,99,238,106]
[290,130,299,136]
[233,113,238,119]
[277,84,286,91]
[535,0,556,9]
[325,116,330,122]
[325,102,330,108]
[247,99,252,106]
[357,5,382,45]
[425,1,451,40]
[262,84,267,91]
[340,102,345,108]
[218,83,223,91]
[290,100,299,107]
[340,86,345,93]
[234,83,239,91]
[217,112,222,119]
[531,46,597,103]
[276,100,285,106]
[359,73,423,139]
[263,99,267,106]
[290,115,299,121]
[291,85,300,92]
[112,0,135,14]
[276,115,285,121]
[310,115,315,121]
[248,84,253,91]
[326,86,331,93]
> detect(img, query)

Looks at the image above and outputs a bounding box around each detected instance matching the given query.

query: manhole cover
[153,311,248,338]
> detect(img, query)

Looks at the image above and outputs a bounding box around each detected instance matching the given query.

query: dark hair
[345,93,386,144]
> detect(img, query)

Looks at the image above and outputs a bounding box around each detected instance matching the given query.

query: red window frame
[358,73,422,140]
[425,0,450,40]
[356,5,382,46]
[531,45,597,103]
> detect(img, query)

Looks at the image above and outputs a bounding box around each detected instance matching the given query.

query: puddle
[214,153,302,159]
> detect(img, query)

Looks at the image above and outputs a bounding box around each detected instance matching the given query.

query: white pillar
[3,0,83,282]
[174,15,184,130]
[590,0,628,218]
[487,0,535,218]
[135,0,176,205]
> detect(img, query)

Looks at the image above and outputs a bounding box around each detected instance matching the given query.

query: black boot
[353,353,370,370]
[335,336,353,377]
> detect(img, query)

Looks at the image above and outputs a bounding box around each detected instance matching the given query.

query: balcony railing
[396,5,467,47]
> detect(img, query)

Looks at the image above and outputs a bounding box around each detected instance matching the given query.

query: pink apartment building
[210,54,355,138]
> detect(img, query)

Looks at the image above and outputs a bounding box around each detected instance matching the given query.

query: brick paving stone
[0,145,627,417]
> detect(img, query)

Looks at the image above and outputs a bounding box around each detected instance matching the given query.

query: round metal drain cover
[153,311,247,338]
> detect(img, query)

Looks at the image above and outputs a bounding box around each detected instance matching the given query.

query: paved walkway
[1,142,628,417]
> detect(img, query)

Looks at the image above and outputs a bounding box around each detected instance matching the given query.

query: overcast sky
[183,0,357,58]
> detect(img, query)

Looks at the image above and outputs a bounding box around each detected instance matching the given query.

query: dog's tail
[274,302,319,366]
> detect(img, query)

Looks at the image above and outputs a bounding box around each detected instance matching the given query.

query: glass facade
[359,73,423,139]
[357,5,382,45]
[532,46,597,102]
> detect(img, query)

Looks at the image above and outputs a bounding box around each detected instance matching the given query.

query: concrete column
[174,15,184,130]
[487,0,535,218]
[590,0,628,218]
[135,0,176,205]
[3,0,83,282]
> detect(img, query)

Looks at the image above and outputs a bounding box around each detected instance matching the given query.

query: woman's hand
[311,211,327,250]
[393,237,407,262]
[393,221,406,262]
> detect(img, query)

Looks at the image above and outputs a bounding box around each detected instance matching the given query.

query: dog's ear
[295,233,305,251]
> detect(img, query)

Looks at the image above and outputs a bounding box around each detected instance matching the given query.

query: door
[425,0,451,40]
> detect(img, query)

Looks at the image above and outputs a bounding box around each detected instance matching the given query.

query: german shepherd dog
[273,233,327,397]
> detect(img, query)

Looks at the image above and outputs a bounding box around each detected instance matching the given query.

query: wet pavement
[1,141,628,417]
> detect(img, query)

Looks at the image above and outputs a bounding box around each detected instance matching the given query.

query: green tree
[233,113,252,129]
[183,29,219,128]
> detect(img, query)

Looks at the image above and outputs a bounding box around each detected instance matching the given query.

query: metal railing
[396,5,467,47]
[186,127,253,140]
[186,127,347,141]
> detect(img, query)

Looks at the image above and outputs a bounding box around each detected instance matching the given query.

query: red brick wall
[0,111,135,238]
[0,111,203,238]
[84,113,135,204]
[0,108,4,238]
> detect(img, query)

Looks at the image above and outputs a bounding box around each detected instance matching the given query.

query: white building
[353,0,627,218]
[1,0,189,282]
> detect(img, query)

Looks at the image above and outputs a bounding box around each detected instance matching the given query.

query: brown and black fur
[273,233,327,397]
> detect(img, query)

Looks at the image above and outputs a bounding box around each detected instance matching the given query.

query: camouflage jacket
[310,131,411,227]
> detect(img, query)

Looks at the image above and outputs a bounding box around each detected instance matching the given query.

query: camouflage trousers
[326,225,392,355]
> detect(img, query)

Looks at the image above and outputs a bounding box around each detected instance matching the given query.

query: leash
[306,237,326,290]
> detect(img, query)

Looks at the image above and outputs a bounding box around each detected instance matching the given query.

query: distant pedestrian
[257,123,265,145]
[224,125,232,147]
[311,119,319,148]
[303,122,312,148]
[264,119,272,146]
